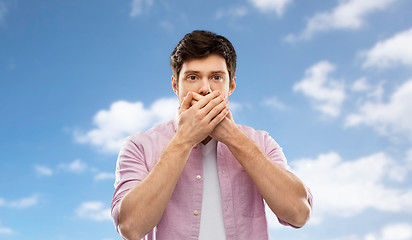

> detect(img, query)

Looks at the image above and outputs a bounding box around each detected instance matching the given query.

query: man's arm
[117,91,228,240]
[191,92,311,227]
[210,112,311,228]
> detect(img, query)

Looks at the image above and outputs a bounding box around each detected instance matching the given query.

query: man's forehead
[180,59,228,75]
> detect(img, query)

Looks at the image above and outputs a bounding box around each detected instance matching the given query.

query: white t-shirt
[198,139,226,240]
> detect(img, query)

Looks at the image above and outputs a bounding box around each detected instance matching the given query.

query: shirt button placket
[194,175,201,216]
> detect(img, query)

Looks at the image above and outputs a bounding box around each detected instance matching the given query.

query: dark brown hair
[170,30,237,85]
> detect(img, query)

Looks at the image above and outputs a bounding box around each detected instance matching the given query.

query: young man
[111,30,312,240]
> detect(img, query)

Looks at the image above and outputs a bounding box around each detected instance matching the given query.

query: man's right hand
[176,90,229,147]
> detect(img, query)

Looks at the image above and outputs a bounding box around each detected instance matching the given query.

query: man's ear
[171,75,179,96]
[229,77,236,96]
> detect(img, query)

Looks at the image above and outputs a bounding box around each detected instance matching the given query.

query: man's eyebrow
[182,70,200,75]
[182,70,227,75]
[210,71,226,75]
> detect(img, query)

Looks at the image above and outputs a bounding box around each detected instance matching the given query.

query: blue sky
[1,0,412,239]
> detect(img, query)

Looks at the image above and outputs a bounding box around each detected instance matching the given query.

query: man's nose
[198,78,211,96]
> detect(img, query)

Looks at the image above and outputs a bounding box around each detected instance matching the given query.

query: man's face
[172,54,236,104]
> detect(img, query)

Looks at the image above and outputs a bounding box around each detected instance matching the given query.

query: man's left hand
[191,92,239,144]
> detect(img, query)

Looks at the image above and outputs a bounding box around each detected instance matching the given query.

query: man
[111,30,312,240]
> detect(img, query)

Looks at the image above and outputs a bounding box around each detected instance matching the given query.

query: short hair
[170,30,237,85]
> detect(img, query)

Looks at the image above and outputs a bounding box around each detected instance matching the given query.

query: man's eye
[212,76,222,81]
[188,76,198,81]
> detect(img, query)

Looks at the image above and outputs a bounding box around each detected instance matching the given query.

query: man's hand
[190,92,238,144]
[176,91,229,147]
[210,109,238,143]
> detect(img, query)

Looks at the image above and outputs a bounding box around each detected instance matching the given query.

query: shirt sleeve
[264,132,291,172]
[263,132,314,228]
[110,136,149,233]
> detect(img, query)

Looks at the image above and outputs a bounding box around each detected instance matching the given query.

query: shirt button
[196,175,201,180]
[193,210,199,215]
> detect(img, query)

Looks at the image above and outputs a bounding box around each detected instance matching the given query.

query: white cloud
[293,61,345,117]
[345,79,412,140]
[0,195,39,209]
[94,172,115,182]
[0,221,14,235]
[36,159,115,183]
[263,96,286,110]
[0,1,7,24]
[215,6,248,20]
[228,100,246,114]
[285,0,398,41]
[76,201,111,221]
[361,27,412,68]
[34,165,53,177]
[351,77,371,92]
[159,20,174,31]
[378,223,412,240]
[75,97,178,153]
[249,0,292,16]
[351,78,385,103]
[130,0,153,17]
[0,227,14,234]
[331,222,412,240]
[59,159,88,174]
[291,151,412,223]
[406,148,412,167]
[9,196,38,208]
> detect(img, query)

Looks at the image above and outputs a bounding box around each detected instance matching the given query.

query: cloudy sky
[1,0,412,239]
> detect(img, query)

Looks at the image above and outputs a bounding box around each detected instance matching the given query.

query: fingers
[193,91,226,119]
[204,97,228,123]
[189,91,228,125]
[180,92,193,111]
[192,91,222,110]
[202,94,226,118]
[191,92,203,101]
[209,106,229,127]
[185,90,229,128]
[190,92,202,106]
[190,99,198,106]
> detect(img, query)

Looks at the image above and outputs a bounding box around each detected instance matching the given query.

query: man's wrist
[218,124,243,146]
[173,131,197,150]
